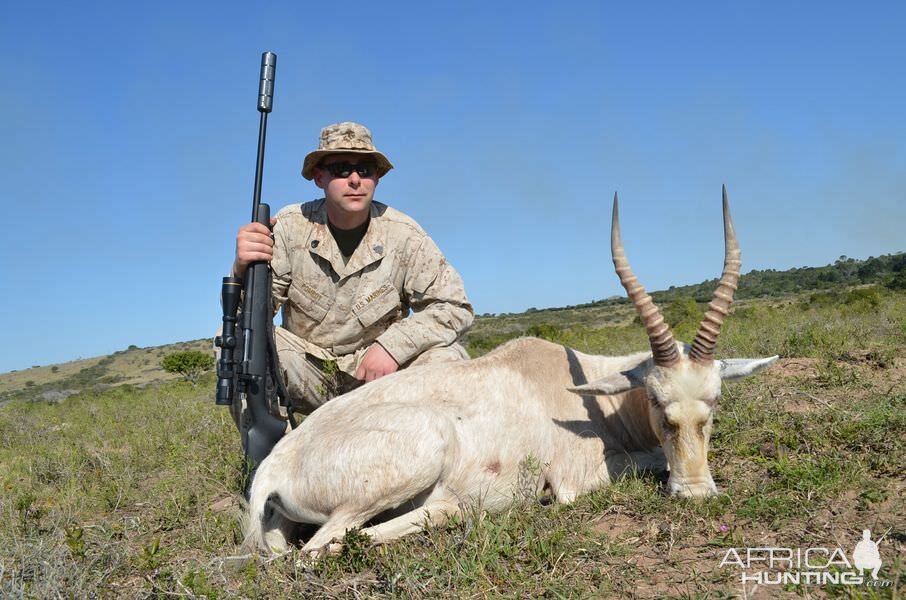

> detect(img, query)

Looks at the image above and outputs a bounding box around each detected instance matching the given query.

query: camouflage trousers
[223,326,469,433]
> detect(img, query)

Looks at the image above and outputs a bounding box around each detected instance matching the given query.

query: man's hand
[233,218,277,278]
[355,343,400,382]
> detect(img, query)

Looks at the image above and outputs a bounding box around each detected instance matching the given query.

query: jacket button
[311,240,319,248]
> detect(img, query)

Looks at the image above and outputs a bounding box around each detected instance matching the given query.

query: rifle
[214,52,290,488]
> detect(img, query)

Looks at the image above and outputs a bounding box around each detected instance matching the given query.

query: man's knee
[273,329,361,414]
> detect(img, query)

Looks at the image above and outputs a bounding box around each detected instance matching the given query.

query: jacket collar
[305,199,387,278]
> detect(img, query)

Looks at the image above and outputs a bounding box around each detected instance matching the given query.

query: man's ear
[567,367,645,395]
[313,168,327,190]
[719,356,779,381]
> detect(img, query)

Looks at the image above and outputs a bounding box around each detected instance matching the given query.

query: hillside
[466,250,906,358]
[4,251,903,403]
[473,251,906,319]
[0,339,211,407]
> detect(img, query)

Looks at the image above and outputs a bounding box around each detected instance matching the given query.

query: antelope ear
[568,367,645,395]
[719,356,779,381]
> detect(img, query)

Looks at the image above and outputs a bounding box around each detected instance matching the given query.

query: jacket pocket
[288,282,330,323]
[353,281,401,329]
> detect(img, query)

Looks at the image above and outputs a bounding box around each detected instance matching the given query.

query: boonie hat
[301,122,394,180]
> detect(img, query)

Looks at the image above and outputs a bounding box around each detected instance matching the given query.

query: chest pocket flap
[288,282,330,323]
[353,281,401,328]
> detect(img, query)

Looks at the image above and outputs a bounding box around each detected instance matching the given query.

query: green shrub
[843,286,881,310]
[885,271,906,291]
[662,297,703,340]
[800,290,841,310]
[525,323,563,341]
[161,351,215,384]
[465,332,524,357]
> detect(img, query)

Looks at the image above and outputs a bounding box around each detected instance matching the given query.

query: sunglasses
[319,161,376,178]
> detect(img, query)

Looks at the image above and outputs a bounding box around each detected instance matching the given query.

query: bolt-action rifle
[214,52,291,486]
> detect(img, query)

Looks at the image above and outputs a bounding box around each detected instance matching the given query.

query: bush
[843,287,881,311]
[525,323,563,341]
[885,271,906,291]
[800,290,841,310]
[662,297,703,340]
[161,351,215,384]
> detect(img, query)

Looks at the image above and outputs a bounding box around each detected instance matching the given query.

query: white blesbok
[243,187,777,555]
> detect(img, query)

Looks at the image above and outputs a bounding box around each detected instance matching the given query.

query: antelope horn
[688,185,742,364]
[611,192,680,367]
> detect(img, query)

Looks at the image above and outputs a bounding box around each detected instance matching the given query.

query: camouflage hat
[301,122,394,180]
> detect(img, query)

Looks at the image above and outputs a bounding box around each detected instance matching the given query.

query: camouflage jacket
[270,199,473,376]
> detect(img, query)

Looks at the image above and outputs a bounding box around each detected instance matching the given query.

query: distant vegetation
[658,252,906,302]
[465,252,906,357]
[480,252,906,318]
[161,350,215,384]
[0,340,211,406]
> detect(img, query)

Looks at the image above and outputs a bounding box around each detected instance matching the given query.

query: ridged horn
[688,185,742,364]
[611,192,680,367]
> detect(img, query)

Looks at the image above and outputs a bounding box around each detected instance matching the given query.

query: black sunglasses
[319,161,376,178]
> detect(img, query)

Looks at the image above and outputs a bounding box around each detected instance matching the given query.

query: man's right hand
[233,219,277,279]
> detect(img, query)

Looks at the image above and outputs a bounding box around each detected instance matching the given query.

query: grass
[1,288,904,598]
[0,380,244,597]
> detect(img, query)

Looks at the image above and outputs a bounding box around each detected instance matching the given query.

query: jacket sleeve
[376,235,474,365]
[269,216,292,315]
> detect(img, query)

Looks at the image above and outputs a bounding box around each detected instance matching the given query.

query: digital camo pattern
[270,199,473,377]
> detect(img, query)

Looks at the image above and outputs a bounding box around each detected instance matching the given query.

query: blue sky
[2,1,904,373]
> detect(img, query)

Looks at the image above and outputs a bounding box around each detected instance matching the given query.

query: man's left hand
[355,344,400,382]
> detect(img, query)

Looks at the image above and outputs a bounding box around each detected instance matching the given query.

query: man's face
[313,153,379,219]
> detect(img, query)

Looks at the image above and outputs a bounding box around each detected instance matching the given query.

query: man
[230,121,473,428]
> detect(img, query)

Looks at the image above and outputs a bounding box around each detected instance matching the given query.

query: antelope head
[572,187,777,498]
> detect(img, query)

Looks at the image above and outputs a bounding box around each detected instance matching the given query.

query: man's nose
[347,171,361,187]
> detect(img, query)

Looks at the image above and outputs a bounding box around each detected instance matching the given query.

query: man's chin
[342,197,370,209]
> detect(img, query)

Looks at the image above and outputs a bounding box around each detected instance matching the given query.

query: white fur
[242,337,777,555]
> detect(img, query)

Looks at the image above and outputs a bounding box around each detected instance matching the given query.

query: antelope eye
[661,417,678,434]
